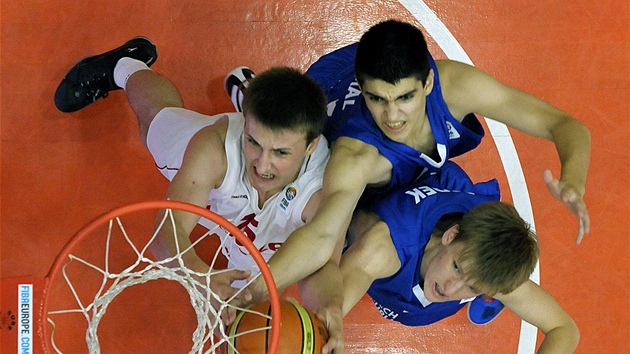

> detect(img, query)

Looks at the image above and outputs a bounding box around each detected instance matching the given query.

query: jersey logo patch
[446,121,461,139]
[278,186,297,214]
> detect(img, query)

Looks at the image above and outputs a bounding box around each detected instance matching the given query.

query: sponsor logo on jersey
[405,185,459,204]
[342,81,362,111]
[326,80,362,117]
[373,300,399,321]
[285,187,297,201]
[278,186,298,213]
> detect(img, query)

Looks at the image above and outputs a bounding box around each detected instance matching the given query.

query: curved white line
[396,1,539,353]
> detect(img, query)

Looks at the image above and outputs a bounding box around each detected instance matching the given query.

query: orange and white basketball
[225,299,329,354]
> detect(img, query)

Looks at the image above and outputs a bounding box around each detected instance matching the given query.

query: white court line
[396,1,540,353]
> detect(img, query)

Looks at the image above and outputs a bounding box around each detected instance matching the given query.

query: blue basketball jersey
[365,162,500,326]
[306,43,485,191]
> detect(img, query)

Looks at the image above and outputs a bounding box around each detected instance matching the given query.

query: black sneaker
[224,66,255,112]
[54,37,158,113]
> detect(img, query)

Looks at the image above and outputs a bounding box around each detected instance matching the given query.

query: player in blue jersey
[338,164,579,353]
[233,20,590,352]
[305,20,589,229]
[260,17,590,285]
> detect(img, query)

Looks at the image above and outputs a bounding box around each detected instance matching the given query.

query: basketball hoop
[1,200,281,353]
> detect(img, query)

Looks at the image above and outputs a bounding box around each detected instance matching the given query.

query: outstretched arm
[340,211,400,315]
[440,60,591,243]
[150,124,226,270]
[497,280,579,353]
[297,209,400,354]
[247,138,392,303]
[298,236,346,354]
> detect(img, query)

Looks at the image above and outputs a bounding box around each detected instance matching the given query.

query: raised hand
[543,169,589,244]
[208,269,252,326]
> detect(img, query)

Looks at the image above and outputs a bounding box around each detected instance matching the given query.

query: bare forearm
[537,322,580,354]
[149,220,209,273]
[267,226,339,292]
[551,118,591,189]
[340,267,374,316]
[298,262,343,312]
[299,261,345,354]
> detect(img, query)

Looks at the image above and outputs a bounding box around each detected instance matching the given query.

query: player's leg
[54,37,157,113]
[122,66,183,147]
[54,37,183,146]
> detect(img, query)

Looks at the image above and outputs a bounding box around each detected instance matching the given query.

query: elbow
[541,318,580,353]
[576,121,591,146]
[572,118,592,146]
[567,318,580,350]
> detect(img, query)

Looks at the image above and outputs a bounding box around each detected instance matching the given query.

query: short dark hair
[242,67,327,145]
[355,20,431,86]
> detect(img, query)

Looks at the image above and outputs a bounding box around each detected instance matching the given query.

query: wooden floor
[1,0,628,353]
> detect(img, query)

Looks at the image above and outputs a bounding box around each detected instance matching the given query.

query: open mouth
[435,283,445,297]
[255,168,274,180]
[384,121,405,130]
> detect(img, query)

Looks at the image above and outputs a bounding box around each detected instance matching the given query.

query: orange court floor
[1,1,629,353]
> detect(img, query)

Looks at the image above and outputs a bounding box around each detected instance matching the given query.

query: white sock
[113,57,151,90]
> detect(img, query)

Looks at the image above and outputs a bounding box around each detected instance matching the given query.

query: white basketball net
[46,207,270,354]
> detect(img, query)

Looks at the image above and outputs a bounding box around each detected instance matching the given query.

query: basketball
[225,299,329,354]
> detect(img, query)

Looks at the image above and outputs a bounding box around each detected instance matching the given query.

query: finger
[315,311,327,323]
[227,269,251,281]
[233,287,252,303]
[565,196,588,223]
[229,292,252,308]
[542,170,561,196]
[217,284,252,305]
[213,323,225,341]
[562,184,585,203]
[542,169,554,184]
[221,307,237,326]
[582,210,591,234]
[322,338,337,354]
[576,218,584,245]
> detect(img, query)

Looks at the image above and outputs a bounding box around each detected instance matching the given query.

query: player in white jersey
[148,108,329,274]
[54,39,330,301]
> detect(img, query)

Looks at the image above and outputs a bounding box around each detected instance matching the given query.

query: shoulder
[434,59,481,85]
[351,214,401,278]
[193,114,233,143]
[434,59,505,119]
[178,115,231,185]
[187,115,230,153]
[329,137,393,186]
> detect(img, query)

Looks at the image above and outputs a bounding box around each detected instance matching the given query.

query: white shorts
[146,107,234,181]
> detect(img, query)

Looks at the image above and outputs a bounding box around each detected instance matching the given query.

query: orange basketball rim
[0,200,282,354]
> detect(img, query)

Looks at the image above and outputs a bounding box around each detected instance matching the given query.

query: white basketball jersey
[148,108,329,275]
[200,114,330,273]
